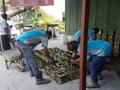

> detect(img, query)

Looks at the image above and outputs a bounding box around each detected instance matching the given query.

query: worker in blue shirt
[73,27,99,42]
[15,29,53,85]
[67,40,112,88]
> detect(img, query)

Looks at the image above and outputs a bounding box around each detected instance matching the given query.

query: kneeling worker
[67,40,112,88]
[73,27,99,42]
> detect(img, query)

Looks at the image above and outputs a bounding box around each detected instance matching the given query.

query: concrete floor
[0,34,120,90]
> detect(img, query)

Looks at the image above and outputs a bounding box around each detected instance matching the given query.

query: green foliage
[60,22,65,33]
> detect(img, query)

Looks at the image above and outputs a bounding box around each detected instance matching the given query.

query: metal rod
[1,0,6,13]
[80,0,90,90]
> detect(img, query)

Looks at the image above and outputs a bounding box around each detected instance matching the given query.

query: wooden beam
[80,0,90,90]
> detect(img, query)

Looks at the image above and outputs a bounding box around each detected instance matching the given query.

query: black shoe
[36,78,51,85]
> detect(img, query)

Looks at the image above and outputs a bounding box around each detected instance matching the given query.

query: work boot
[86,80,100,88]
[36,78,51,85]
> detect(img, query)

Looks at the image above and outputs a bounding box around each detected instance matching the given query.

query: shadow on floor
[105,57,120,76]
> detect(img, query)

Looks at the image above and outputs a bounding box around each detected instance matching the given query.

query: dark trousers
[15,40,42,78]
[1,35,10,50]
[89,56,107,81]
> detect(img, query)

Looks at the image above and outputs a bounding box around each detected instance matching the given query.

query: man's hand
[70,59,78,64]
[44,48,54,60]
[71,57,80,64]
[8,34,11,39]
[71,59,75,64]
[49,55,54,60]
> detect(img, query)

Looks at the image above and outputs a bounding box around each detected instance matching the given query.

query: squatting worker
[67,40,112,88]
[15,29,53,85]
[73,27,99,42]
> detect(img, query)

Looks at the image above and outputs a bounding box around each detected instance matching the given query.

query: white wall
[40,0,65,21]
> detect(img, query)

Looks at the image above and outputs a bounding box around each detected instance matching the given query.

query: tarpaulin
[10,0,54,6]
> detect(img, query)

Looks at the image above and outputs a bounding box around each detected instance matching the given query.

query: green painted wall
[65,0,81,34]
[65,0,120,34]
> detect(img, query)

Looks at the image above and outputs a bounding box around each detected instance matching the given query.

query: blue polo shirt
[77,40,112,60]
[73,28,94,42]
[15,29,48,48]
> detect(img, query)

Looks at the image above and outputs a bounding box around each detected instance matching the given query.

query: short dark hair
[45,31,52,39]
[67,41,79,51]
[1,13,7,20]
[92,27,99,34]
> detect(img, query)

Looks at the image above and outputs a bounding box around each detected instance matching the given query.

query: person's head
[92,27,99,34]
[67,41,79,53]
[45,31,52,39]
[1,13,7,20]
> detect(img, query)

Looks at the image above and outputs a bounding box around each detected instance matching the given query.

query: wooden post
[80,0,90,90]
[2,0,6,13]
